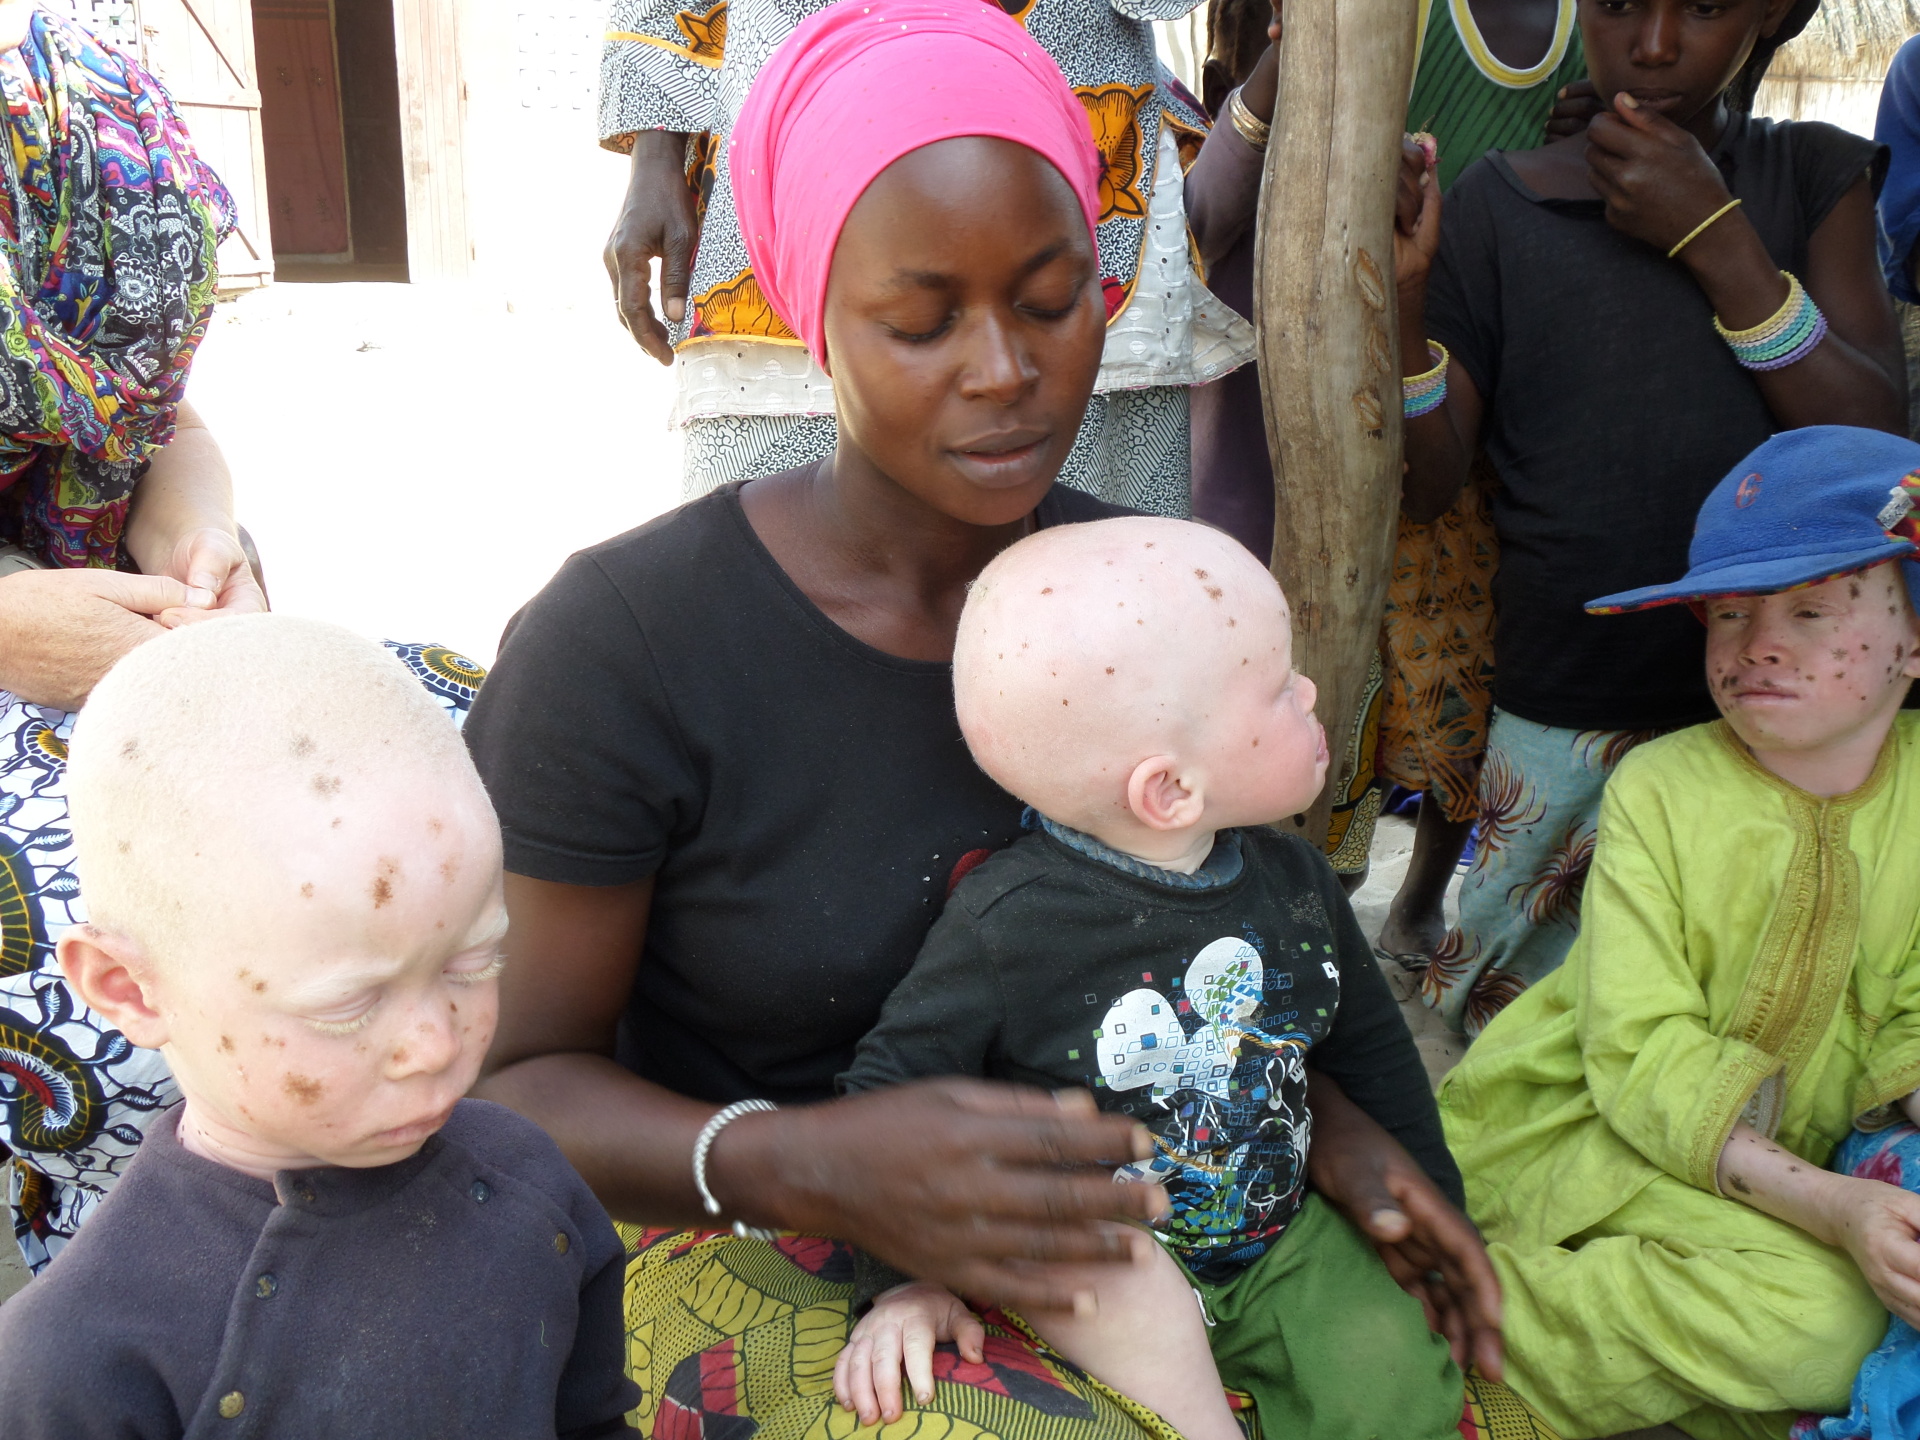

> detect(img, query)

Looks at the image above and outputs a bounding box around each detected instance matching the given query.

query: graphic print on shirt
[1095,933,1339,1271]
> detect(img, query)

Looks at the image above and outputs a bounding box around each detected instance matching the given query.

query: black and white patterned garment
[601,0,1254,515]
[0,641,486,1272]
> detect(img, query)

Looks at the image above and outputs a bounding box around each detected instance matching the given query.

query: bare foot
[1378,901,1448,962]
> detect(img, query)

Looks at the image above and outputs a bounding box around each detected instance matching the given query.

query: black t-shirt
[840,826,1462,1281]
[1425,114,1884,731]
[463,481,1122,1104]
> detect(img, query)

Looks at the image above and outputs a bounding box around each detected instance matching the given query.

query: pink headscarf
[730,0,1102,364]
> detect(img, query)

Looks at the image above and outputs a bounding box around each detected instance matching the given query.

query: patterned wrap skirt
[615,1220,1563,1440]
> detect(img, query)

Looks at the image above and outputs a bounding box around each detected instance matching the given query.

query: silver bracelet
[691,1099,778,1237]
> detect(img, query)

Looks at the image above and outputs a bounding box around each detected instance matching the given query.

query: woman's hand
[154,525,266,627]
[1305,1071,1504,1379]
[0,568,203,708]
[834,1282,986,1425]
[605,130,701,365]
[712,1081,1170,1315]
[1584,92,1733,253]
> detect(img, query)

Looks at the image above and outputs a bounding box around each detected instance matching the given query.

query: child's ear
[58,926,172,1049]
[1125,756,1206,831]
[1756,0,1795,39]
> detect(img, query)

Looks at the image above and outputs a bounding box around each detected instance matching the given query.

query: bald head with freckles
[61,615,507,1177]
[955,518,1327,860]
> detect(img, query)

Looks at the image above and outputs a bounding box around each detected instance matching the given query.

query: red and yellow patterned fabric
[616,1225,1562,1440]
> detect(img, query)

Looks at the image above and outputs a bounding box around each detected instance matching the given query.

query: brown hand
[1544,78,1602,139]
[711,1079,1169,1315]
[604,130,702,365]
[1585,94,1733,254]
[1394,136,1442,326]
[1306,1071,1503,1378]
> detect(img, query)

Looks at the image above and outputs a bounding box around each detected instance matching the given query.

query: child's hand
[1827,1176,1920,1328]
[1544,78,1602,139]
[1393,134,1441,313]
[1584,93,1735,255]
[833,1281,987,1426]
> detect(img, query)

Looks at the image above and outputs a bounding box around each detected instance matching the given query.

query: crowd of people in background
[0,0,1918,1435]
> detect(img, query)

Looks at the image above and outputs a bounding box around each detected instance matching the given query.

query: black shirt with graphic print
[840,824,1457,1283]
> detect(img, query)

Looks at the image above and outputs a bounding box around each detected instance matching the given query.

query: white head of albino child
[58,614,507,1180]
[952,515,1329,873]
[1587,426,1920,796]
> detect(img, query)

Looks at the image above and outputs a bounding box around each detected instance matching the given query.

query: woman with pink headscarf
[468,6,1521,1438]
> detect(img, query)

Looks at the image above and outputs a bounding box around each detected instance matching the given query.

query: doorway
[252,0,408,279]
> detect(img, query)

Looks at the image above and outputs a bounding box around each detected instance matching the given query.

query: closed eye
[448,951,505,985]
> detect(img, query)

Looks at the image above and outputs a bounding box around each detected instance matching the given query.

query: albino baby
[0,614,637,1439]
[836,517,1480,1440]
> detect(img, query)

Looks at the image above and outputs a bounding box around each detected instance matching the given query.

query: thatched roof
[1769,0,1920,80]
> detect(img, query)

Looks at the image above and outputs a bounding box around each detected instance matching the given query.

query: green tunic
[1439,715,1920,1440]
[1408,0,1587,191]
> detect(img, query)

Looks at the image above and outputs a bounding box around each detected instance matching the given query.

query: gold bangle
[1403,340,1449,386]
[1227,87,1270,151]
[1667,197,1743,259]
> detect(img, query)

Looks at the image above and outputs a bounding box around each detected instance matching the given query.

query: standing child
[1395,0,1903,1033]
[832,517,1508,1440]
[0,615,637,1438]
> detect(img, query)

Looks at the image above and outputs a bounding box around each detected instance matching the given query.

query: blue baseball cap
[1587,426,1920,615]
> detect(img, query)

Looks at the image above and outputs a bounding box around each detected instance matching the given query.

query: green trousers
[1179,1194,1465,1440]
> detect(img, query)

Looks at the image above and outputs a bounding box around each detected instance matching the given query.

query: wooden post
[1253,0,1417,852]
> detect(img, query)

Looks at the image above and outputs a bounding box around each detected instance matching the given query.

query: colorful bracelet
[1403,341,1449,419]
[1713,271,1827,372]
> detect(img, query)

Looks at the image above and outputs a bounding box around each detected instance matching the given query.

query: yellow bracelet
[1403,339,1449,386]
[1667,197,1743,259]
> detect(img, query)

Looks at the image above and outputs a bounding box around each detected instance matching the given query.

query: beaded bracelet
[1403,341,1449,419]
[1713,271,1827,372]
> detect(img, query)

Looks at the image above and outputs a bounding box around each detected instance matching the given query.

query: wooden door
[253,0,350,255]
[137,0,275,287]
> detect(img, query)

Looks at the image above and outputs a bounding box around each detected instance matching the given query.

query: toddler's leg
[1024,1227,1242,1440]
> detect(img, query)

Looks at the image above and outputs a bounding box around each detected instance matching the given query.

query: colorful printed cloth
[0,10,233,568]
[0,642,486,1272]
[1414,709,1663,1034]
[614,1222,1562,1440]
[1377,473,1499,823]
[1792,1125,1920,1440]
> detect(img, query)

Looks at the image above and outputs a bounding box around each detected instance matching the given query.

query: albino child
[835,517,1484,1440]
[1441,426,1920,1439]
[0,615,637,1438]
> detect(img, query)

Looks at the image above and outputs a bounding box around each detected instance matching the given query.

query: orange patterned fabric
[1377,474,1500,823]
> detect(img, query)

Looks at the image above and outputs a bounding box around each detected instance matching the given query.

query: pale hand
[156,526,266,628]
[0,568,203,709]
[1826,1175,1920,1328]
[833,1281,987,1426]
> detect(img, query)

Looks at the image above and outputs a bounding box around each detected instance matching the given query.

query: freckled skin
[291,735,315,757]
[299,882,314,899]
[119,738,138,760]
[312,774,341,797]
[218,1035,234,1053]
[282,1073,323,1104]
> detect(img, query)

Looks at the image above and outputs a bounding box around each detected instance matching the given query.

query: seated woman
[1440,426,1920,1440]
[469,4,1531,1438]
[0,3,483,1268]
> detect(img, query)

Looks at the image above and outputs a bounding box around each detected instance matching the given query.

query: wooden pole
[1253,0,1418,852]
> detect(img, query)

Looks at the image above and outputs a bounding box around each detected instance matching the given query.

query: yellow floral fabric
[1439,715,1920,1434]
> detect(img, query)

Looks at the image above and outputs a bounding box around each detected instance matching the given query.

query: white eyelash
[449,953,506,985]
[306,1010,376,1036]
